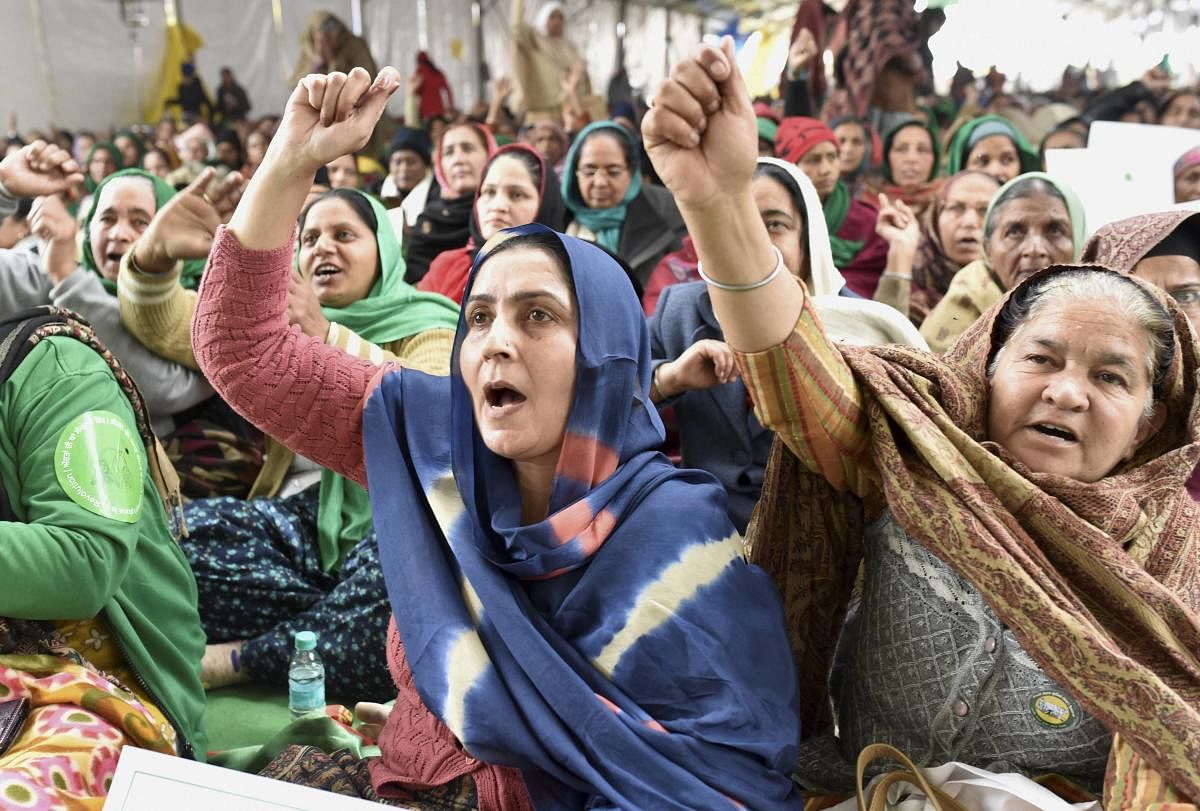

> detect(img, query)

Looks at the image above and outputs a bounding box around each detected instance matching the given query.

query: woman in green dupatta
[944,114,1039,184]
[562,121,686,292]
[178,186,460,701]
[920,171,1085,352]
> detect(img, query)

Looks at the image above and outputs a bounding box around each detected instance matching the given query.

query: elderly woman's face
[298,197,379,308]
[987,297,1158,483]
[938,174,999,267]
[753,175,807,283]
[576,134,632,209]
[986,191,1074,290]
[89,177,156,281]
[833,122,866,177]
[184,137,208,163]
[967,135,1020,183]
[460,246,578,468]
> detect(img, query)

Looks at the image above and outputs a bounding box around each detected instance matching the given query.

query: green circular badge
[54,410,144,523]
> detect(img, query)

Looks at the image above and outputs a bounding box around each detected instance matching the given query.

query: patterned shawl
[362,224,804,809]
[749,265,1200,800]
[1080,210,1200,272]
[829,0,919,119]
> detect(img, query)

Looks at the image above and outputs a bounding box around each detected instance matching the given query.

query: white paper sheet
[104,747,409,810]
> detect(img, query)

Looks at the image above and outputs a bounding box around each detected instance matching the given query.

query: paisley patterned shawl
[1080,210,1200,273]
[750,264,1200,800]
[362,224,803,809]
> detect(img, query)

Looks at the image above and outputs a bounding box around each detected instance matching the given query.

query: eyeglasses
[1169,285,1200,306]
[576,165,629,180]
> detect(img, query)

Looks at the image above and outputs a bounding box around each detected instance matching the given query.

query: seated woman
[920,171,1084,352]
[419,143,566,304]
[118,178,459,700]
[193,66,805,809]
[562,121,686,293]
[404,122,496,284]
[775,116,888,298]
[1082,210,1200,500]
[1160,90,1200,130]
[646,41,1200,804]
[1,168,214,438]
[0,140,208,808]
[830,116,881,197]
[869,118,941,220]
[874,170,1001,325]
[944,114,1039,183]
[650,157,924,532]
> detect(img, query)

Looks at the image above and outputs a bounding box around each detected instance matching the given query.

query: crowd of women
[2,0,1200,808]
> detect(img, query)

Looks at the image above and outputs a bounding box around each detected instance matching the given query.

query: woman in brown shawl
[1083,210,1200,503]
[645,40,1200,806]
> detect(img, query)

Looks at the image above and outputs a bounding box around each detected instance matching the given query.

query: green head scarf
[298,187,461,571]
[561,121,643,252]
[945,114,1039,177]
[983,171,1088,273]
[82,141,125,193]
[81,168,206,294]
[882,118,942,184]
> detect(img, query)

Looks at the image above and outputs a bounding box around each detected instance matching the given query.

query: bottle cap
[294,630,317,651]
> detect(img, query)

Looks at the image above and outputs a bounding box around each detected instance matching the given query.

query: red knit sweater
[192,226,531,809]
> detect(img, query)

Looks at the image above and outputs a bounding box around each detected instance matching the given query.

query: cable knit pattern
[192,225,383,489]
[371,620,532,810]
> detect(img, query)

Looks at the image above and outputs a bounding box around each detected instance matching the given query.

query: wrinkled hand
[875,193,920,257]
[655,338,739,400]
[132,167,233,274]
[288,271,331,340]
[354,702,392,743]
[30,194,78,285]
[0,140,84,198]
[266,67,402,176]
[788,28,818,75]
[643,38,757,211]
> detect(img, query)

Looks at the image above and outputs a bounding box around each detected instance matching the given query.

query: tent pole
[616,0,628,73]
[474,0,486,108]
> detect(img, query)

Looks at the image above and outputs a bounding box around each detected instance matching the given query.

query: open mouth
[484,381,527,410]
[1030,423,1077,442]
[106,251,124,265]
[313,263,342,280]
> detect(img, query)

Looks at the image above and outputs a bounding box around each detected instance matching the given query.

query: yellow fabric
[918,259,1003,353]
[117,255,199,369]
[144,22,205,124]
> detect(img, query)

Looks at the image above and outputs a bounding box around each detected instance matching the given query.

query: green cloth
[303,189,460,573]
[823,181,864,268]
[561,121,643,252]
[987,171,1087,260]
[881,118,942,184]
[945,114,1039,177]
[208,704,380,773]
[81,168,207,294]
[82,141,124,193]
[0,337,209,756]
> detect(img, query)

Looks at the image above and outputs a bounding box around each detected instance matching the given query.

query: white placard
[104,747,408,810]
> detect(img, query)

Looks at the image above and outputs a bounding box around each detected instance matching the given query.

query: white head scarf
[757,157,928,349]
[535,1,565,35]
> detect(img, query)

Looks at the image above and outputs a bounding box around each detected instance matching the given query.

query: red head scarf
[774,117,839,164]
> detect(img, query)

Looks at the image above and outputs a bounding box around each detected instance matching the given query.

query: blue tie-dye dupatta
[363,225,803,810]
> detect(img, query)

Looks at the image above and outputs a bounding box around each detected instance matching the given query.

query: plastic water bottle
[288,630,326,718]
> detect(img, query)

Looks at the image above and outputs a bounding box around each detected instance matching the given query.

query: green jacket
[0,336,208,757]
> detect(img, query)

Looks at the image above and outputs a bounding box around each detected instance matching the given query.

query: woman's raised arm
[192,68,402,488]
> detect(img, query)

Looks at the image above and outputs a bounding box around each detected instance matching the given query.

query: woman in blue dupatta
[191,66,804,809]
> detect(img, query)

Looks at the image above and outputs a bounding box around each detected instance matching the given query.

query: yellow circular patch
[1031,692,1074,728]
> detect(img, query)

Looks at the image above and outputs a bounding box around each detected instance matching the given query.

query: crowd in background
[2,0,1200,807]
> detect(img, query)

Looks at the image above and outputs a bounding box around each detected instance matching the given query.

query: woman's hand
[132,168,242,274]
[654,339,739,401]
[787,28,818,76]
[263,67,402,178]
[354,701,392,743]
[29,194,78,285]
[875,193,920,261]
[642,37,758,211]
[288,271,331,340]
[0,140,83,198]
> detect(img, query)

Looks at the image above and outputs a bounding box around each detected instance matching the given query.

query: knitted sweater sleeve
[192,226,387,488]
